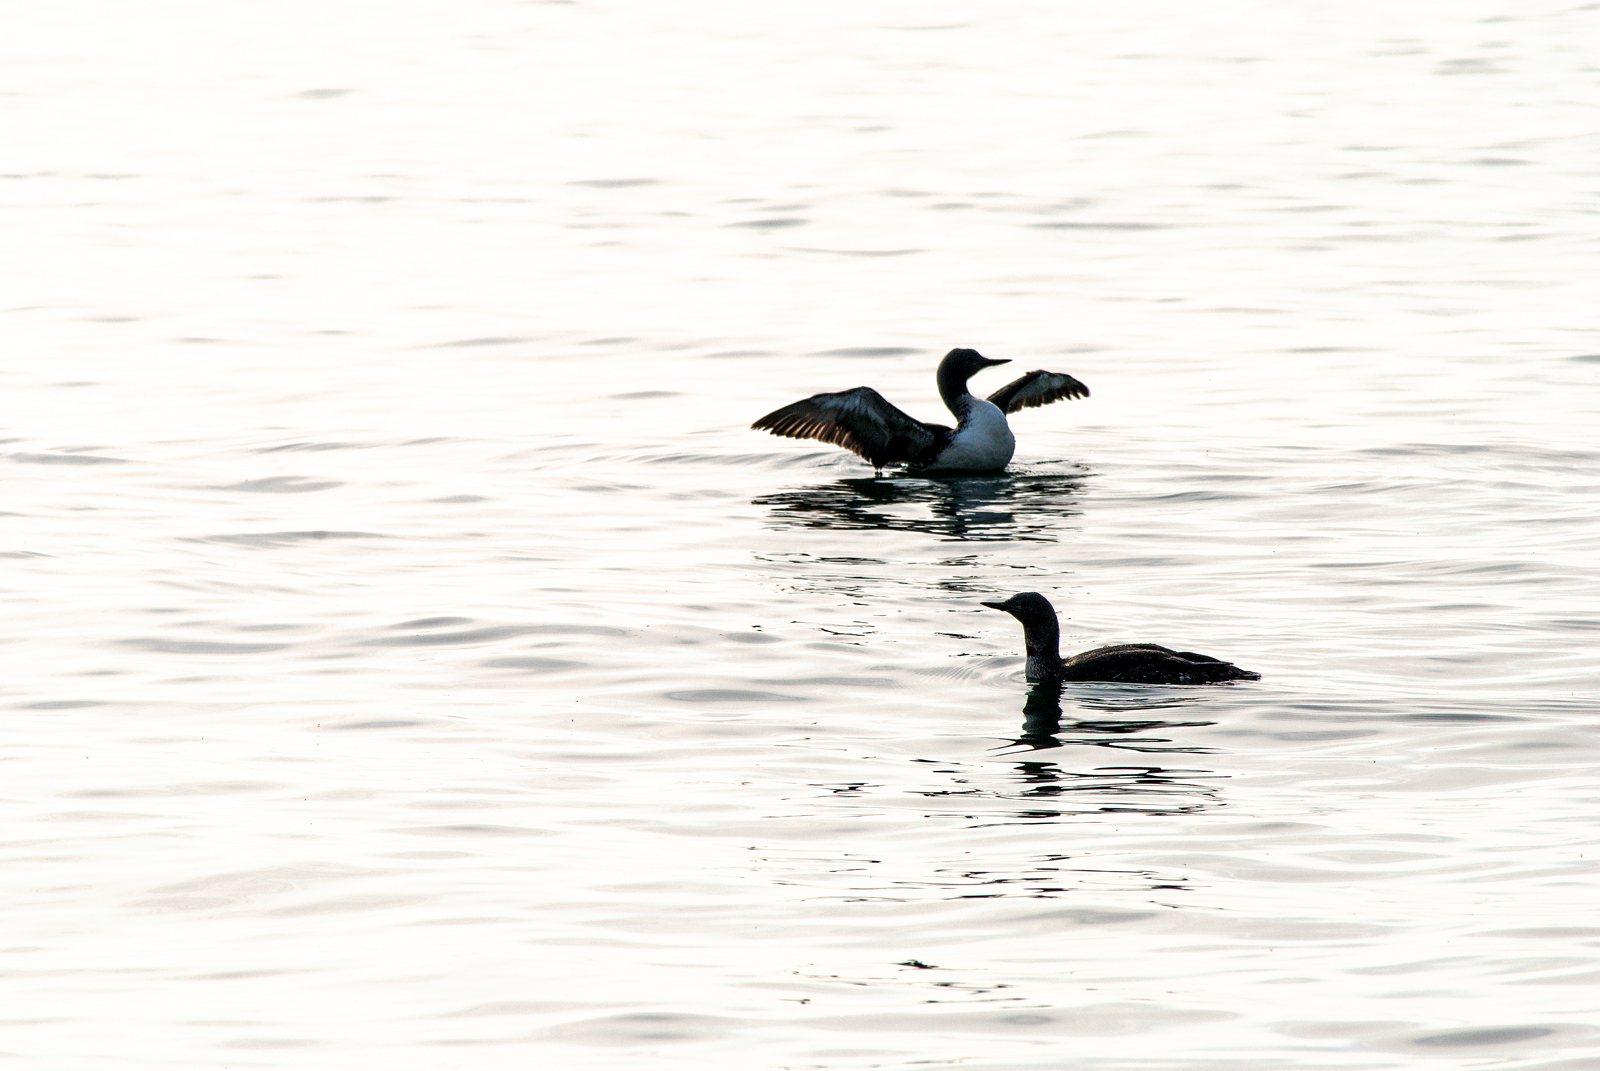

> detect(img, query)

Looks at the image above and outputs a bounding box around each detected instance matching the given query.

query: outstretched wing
[752,387,940,467]
[987,370,1090,414]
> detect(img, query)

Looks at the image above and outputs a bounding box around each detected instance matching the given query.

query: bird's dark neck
[936,362,976,420]
[1019,614,1064,680]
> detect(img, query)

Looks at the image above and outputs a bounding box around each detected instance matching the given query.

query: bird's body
[982,592,1259,685]
[925,396,1014,471]
[752,348,1087,473]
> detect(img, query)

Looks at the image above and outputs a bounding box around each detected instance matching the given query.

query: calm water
[5,2,1599,1068]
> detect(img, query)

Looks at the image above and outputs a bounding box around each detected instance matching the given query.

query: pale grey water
[4,2,1600,1068]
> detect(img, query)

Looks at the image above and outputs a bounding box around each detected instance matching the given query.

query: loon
[982,592,1260,684]
[752,348,1088,474]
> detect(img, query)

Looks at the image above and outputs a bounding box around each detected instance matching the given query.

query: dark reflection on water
[977,681,1225,820]
[754,472,1086,542]
[891,852,1198,899]
[997,760,1223,818]
[1005,681,1217,754]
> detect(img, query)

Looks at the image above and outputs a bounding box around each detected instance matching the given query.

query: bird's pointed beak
[983,358,1012,367]
[980,600,1010,611]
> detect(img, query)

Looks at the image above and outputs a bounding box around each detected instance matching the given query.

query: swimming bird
[752,348,1088,474]
[981,592,1259,684]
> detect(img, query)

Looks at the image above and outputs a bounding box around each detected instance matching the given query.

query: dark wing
[752,387,941,468]
[987,370,1090,414]
[1065,645,1258,684]
[1076,643,1180,658]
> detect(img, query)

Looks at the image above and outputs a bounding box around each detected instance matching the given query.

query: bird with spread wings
[752,351,1089,472]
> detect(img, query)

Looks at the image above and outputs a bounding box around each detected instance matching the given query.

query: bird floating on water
[752,348,1088,474]
[981,592,1259,685]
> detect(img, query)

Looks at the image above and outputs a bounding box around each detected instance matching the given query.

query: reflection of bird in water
[1007,760,1221,818]
[999,681,1225,817]
[753,348,1088,474]
[982,592,1260,684]
[1017,680,1069,747]
[754,472,1085,542]
[1005,680,1216,754]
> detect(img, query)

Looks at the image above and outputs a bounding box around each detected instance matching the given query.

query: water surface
[4,2,1599,1067]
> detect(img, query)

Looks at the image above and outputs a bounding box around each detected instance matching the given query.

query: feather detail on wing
[752,387,940,467]
[986,370,1090,414]
[1064,644,1259,683]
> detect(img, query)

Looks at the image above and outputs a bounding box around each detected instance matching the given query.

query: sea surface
[4,2,1599,1068]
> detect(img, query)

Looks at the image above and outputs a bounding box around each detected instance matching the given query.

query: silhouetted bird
[981,592,1259,684]
[753,348,1088,474]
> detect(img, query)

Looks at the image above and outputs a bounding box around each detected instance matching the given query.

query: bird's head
[981,591,1057,624]
[940,347,1011,380]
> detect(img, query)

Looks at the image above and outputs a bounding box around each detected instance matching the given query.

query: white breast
[929,398,1016,471]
